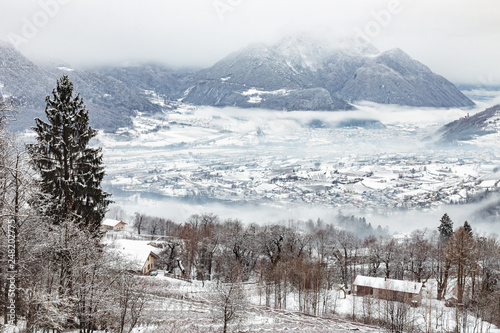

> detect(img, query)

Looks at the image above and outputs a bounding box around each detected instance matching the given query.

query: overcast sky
[0,0,499,85]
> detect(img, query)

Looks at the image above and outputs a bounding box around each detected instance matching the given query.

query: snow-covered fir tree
[463,220,472,236]
[28,75,111,234]
[438,213,453,243]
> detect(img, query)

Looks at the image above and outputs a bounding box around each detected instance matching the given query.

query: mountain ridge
[0,35,475,131]
[180,36,474,110]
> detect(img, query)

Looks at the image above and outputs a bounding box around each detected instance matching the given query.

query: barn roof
[353,275,422,294]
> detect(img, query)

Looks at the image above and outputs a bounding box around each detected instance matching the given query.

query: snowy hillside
[439,104,500,145]
[101,265,500,333]
[0,41,162,130]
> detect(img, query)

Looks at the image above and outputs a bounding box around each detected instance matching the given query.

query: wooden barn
[353,275,423,306]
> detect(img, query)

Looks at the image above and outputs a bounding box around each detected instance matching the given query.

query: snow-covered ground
[132,273,386,332]
[127,272,500,333]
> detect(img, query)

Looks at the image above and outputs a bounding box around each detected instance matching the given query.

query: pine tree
[436,213,453,300]
[463,221,472,236]
[438,213,453,243]
[28,75,111,234]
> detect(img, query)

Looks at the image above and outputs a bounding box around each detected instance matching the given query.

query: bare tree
[115,274,148,333]
[380,237,398,279]
[213,278,246,333]
[0,130,39,328]
[407,229,432,282]
[445,227,477,305]
[328,229,359,294]
[177,214,220,281]
[214,219,258,282]
[133,213,145,235]
[107,206,128,222]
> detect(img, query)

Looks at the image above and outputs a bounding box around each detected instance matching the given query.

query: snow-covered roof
[353,275,422,294]
[102,218,126,227]
[107,239,160,271]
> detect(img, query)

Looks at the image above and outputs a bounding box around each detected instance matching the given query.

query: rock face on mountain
[180,38,354,110]
[338,48,474,107]
[181,35,474,110]
[439,104,500,142]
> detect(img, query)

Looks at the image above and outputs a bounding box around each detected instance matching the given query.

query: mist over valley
[98,91,500,235]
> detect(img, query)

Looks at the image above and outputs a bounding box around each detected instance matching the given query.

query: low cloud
[0,0,499,84]
[111,193,500,237]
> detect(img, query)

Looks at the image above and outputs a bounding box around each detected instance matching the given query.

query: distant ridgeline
[0,34,474,131]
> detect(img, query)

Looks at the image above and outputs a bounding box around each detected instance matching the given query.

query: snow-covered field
[127,273,500,333]
[97,92,500,233]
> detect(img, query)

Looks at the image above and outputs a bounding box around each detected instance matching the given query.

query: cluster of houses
[121,152,495,215]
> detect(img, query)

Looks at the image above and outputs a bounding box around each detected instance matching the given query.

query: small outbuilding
[353,275,423,306]
[102,218,127,231]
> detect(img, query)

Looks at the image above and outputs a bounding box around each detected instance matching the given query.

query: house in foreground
[102,218,127,231]
[110,239,161,275]
[353,275,423,306]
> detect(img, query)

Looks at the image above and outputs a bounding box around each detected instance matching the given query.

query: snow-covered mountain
[338,48,474,107]
[0,41,161,130]
[0,34,475,131]
[181,35,474,110]
[439,104,500,143]
[0,41,51,111]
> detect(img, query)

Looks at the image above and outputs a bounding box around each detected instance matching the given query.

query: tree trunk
[437,262,450,301]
